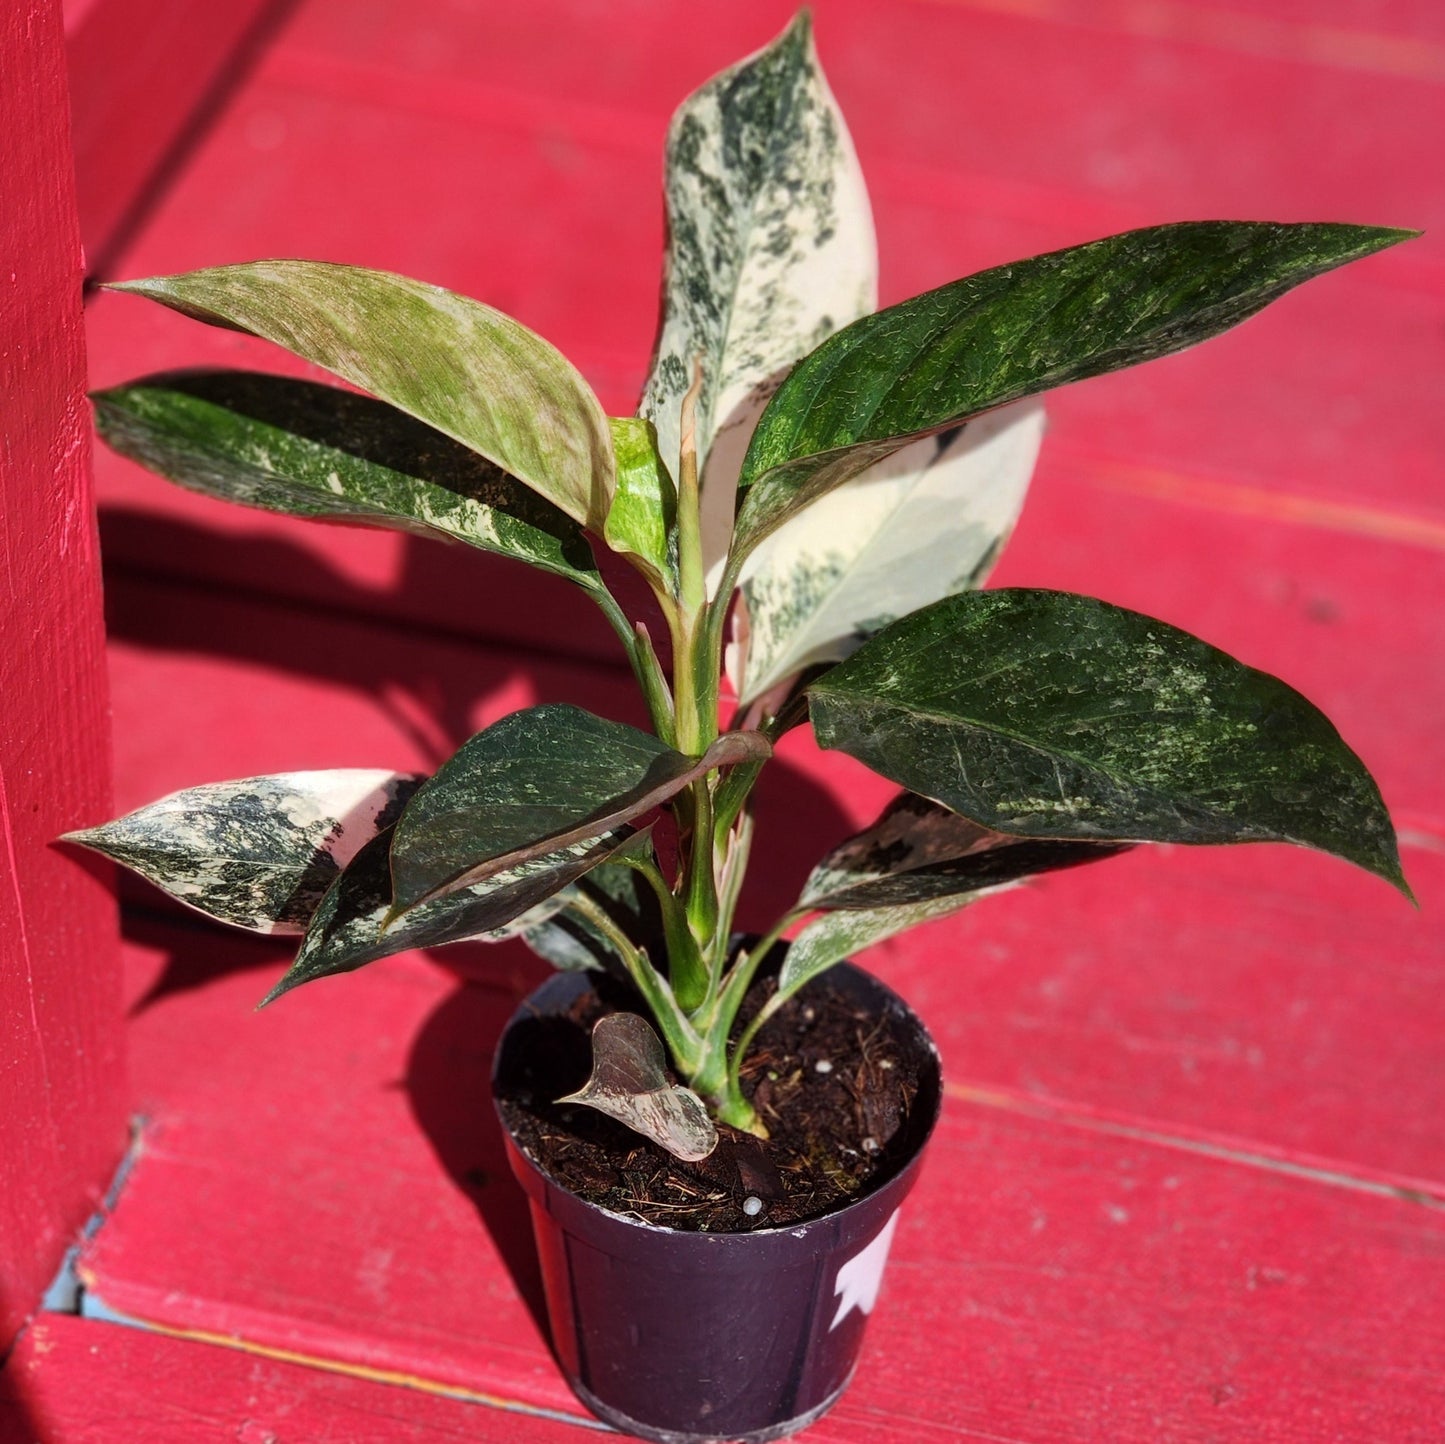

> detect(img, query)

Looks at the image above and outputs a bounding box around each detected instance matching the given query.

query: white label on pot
[830,1210,899,1330]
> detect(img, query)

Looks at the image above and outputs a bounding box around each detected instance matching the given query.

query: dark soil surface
[494,971,933,1232]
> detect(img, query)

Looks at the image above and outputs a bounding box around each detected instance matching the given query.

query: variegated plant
[73,15,1413,1156]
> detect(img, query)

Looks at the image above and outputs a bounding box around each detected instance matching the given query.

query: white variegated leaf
[637,11,876,580]
[64,770,421,934]
[733,401,1044,703]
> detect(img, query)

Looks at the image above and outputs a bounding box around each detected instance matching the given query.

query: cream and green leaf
[799,791,1126,911]
[93,372,603,589]
[109,261,616,530]
[733,401,1044,703]
[776,896,976,1002]
[64,770,421,933]
[604,417,676,590]
[559,1013,718,1163]
[637,10,876,583]
[771,792,1126,1004]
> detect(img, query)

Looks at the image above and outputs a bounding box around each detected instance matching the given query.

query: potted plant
[69,13,1413,1442]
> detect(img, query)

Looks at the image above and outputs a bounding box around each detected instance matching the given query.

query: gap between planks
[944,1078,1445,1209]
[61,1285,609,1435]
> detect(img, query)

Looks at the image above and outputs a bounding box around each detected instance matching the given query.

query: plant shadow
[403,945,555,1335]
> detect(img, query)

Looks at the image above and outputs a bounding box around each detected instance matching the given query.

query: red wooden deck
[5,1,1444,1440]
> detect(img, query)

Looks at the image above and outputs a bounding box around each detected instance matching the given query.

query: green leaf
[108,261,615,529]
[638,10,876,527]
[62,770,420,933]
[559,1013,718,1162]
[777,895,975,1000]
[808,589,1408,895]
[735,401,1043,702]
[734,221,1416,555]
[801,791,1126,911]
[388,704,770,914]
[93,372,602,588]
[604,416,676,589]
[263,824,642,1004]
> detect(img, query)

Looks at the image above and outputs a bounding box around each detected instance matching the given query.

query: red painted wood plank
[63,0,287,270]
[73,917,1445,1441]
[263,0,1445,234]
[101,573,644,809]
[0,1313,592,1441]
[0,0,127,1351]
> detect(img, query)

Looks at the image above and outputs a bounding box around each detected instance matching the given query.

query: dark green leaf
[93,372,601,588]
[808,589,1408,895]
[639,10,875,490]
[62,770,420,933]
[388,704,770,914]
[262,824,641,1004]
[108,261,615,528]
[801,791,1127,910]
[735,222,1415,553]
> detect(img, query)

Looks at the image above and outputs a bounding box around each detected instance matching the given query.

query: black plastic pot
[493,963,942,1444]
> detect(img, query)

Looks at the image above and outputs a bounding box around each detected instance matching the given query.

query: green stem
[713,809,753,973]
[712,757,764,847]
[630,852,708,1012]
[724,991,786,1119]
[713,910,797,1038]
[630,622,676,748]
[589,581,679,746]
[670,361,722,961]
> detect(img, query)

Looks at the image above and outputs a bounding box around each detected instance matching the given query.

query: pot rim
[492,960,943,1242]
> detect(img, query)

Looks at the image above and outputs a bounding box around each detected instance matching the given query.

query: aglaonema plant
[72,14,1413,1161]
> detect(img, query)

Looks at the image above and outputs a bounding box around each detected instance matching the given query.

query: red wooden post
[0,0,128,1351]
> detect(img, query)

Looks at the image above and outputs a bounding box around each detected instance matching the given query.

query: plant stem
[631,852,708,1011]
[630,622,676,747]
[713,808,753,971]
[723,991,786,1123]
[671,362,722,959]
[590,581,678,746]
[714,910,797,1035]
